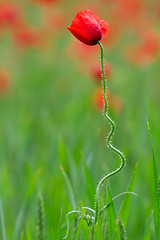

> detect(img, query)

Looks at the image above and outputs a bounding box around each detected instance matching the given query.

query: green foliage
[60,167,76,209]
[21,232,24,240]
[158,179,160,235]
[0,196,6,240]
[147,121,160,240]
[0,1,159,239]
[75,213,83,240]
[118,218,127,240]
[106,181,117,239]
[142,213,152,240]
[81,152,95,208]
[26,224,31,240]
[12,204,26,240]
[37,191,44,240]
[119,164,137,227]
[58,139,68,173]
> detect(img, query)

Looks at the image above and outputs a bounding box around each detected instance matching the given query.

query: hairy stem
[95,41,125,223]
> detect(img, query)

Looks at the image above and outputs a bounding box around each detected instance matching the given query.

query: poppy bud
[67,10,109,46]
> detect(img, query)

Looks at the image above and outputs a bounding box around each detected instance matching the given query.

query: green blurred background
[0,0,159,239]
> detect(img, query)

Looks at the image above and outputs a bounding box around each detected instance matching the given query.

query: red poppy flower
[67,10,109,46]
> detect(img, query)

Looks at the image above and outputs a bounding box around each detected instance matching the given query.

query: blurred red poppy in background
[0,2,19,28]
[126,31,159,65]
[91,62,112,82]
[0,70,10,92]
[13,27,42,48]
[94,88,109,111]
[48,14,66,31]
[114,0,142,22]
[137,31,159,61]
[33,0,56,4]
[156,3,160,17]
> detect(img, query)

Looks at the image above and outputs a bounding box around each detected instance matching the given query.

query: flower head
[67,10,109,46]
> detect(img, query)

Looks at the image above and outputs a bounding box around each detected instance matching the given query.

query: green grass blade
[26,168,42,199]
[81,221,90,240]
[26,224,31,240]
[12,204,26,240]
[147,121,159,240]
[106,181,120,240]
[143,215,152,240]
[119,164,137,228]
[37,191,44,240]
[58,139,68,172]
[80,151,95,208]
[95,216,104,240]
[60,166,76,209]
[75,215,83,240]
[13,169,41,240]
[55,208,62,240]
[143,227,151,240]
[118,217,127,240]
[0,196,6,240]
[21,232,24,240]
[158,178,160,234]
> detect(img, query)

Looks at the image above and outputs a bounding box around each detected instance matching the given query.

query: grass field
[0,0,160,239]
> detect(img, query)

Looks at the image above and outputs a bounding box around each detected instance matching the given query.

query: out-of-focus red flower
[48,14,66,31]
[91,62,112,82]
[0,3,19,28]
[94,88,109,111]
[13,27,42,48]
[156,3,160,17]
[138,32,159,59]
[67,10,109,46]
[0,70,10,92]
[33,0,56,4]
[126,31,159,65]
[114,0,142,23]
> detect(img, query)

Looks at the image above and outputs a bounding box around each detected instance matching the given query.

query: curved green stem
[63,210,87,239]
[98,191,137,217]
[95,41,126,223]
